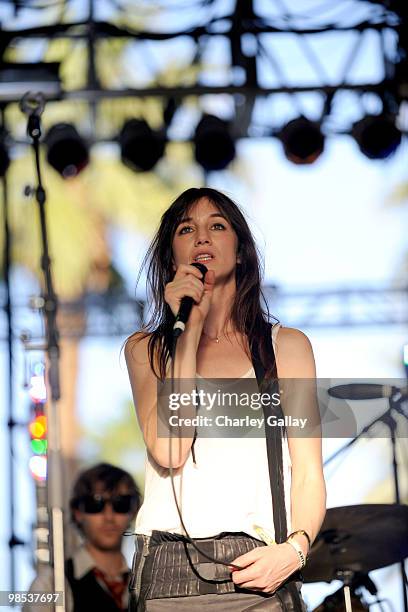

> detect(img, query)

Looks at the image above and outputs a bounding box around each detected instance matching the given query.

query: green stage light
[30,439,47,455]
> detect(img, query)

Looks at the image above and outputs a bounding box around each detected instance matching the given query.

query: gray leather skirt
[128,531,305,611]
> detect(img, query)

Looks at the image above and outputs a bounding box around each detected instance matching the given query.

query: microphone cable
[167,328,244,573]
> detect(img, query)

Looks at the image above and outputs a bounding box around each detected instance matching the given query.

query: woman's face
[171,197,239,281]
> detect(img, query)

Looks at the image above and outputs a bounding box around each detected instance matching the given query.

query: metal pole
[20,93,66,612]
[87,0,99,132]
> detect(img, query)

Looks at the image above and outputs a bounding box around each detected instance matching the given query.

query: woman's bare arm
[230,326,326,593]
[125,328,201,469]
[275,327,326,556]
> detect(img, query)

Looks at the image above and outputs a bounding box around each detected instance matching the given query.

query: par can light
[45,123,89,178]
[119,119,165,172]
[351,114,402,160]
[194,114,236,172]
[279,117,324,165]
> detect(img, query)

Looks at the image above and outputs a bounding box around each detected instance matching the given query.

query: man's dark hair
[70,462,141,526]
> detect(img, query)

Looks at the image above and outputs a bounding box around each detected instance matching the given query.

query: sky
[0,0,407,610]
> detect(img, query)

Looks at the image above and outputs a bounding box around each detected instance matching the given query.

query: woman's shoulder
[274,325,312,347]
[125,330,165,375]
[124,331,152,364]
[125,330,152,347]
[273,325,315,377]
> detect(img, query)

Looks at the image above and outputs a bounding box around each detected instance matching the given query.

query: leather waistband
[149,530,262,570]
[143,531,263,598]
[130,531,302,608]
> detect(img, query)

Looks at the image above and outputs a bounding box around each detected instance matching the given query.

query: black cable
[167,333,243,573]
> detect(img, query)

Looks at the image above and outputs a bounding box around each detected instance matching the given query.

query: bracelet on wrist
[287,529,311,553]
[285,538,306,570]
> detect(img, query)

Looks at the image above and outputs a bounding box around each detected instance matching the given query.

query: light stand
[20,92,66,612]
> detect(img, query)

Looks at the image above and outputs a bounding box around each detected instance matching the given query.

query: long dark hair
[128,187,277,379]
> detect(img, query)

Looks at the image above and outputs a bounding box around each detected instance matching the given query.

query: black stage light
[279,117,324,165]
[351,114,402,160]
[119,119,165,172]
[193,114,236,172]
[45,123,89,178]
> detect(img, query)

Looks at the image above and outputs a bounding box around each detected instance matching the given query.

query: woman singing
[125,187,326,611]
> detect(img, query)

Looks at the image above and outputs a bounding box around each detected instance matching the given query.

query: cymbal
[302,504,408,583]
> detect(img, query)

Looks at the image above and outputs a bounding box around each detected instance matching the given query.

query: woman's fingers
[168,277,205,301]
[164,275,205,316]
[173,263,207,280]
[234,580,266,591]
[164,264,214,320]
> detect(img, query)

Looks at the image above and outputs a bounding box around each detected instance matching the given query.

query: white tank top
[134,323,292,540]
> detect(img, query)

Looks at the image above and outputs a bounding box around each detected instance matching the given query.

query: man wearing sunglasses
[24,463,141,612]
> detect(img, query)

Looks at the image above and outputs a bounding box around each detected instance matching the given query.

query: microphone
[328,383,406,400]
[173,262,208,338]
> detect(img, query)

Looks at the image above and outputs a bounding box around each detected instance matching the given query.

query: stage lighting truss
[0,0,406,168]
[15,106,406,178]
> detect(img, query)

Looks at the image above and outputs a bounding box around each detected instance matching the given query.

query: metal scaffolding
[2,285,407,341]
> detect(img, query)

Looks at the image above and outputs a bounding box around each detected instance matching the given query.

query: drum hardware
[323,383,408,612]
[303,504,408,612]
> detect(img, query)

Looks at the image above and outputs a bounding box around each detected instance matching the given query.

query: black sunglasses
[77,494,136,514]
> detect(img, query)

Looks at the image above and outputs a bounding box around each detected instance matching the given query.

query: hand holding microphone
[164,263,214,337]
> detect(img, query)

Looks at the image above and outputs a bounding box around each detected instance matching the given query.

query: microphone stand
[20,92,66,612]
[323,391,399,466]
[324,388,408,612]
